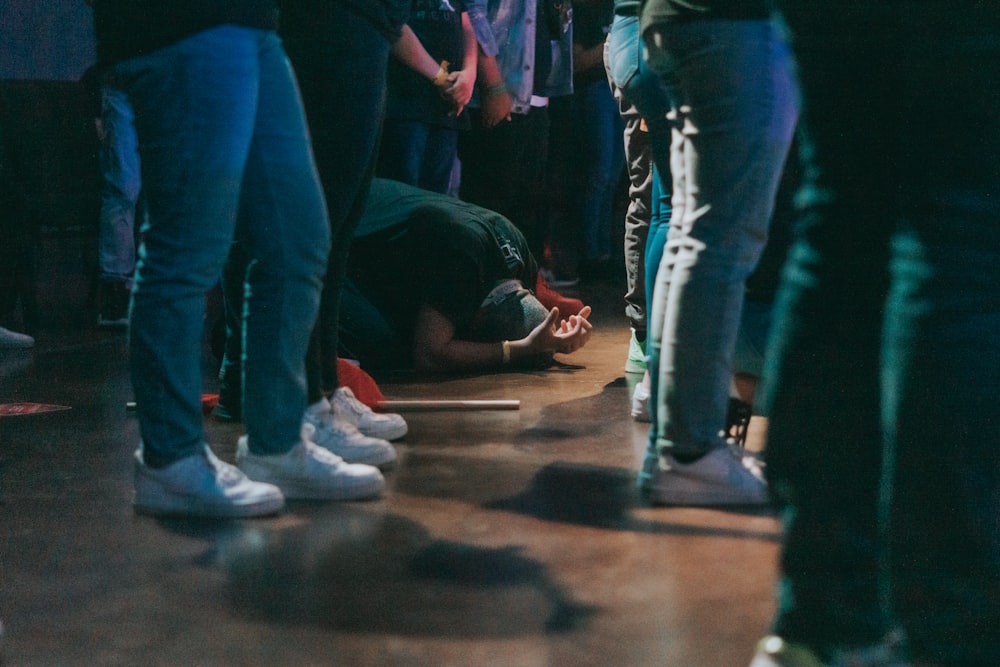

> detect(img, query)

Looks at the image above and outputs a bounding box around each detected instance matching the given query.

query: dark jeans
[765,3,1000,663]
[377,119,458,195]
[221,5,394,405]
[459,106,550,261]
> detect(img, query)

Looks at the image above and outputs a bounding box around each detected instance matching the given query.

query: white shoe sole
[133,490,284,518]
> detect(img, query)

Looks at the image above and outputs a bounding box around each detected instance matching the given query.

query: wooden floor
[0,246,781,666]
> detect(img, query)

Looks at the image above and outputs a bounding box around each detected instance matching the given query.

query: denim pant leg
[282,6,391,396]
[460,107,551,261]
[117,26,327,464]
[644,20,797,460]
[644,166,670,325]
[97,86,140,283]
[767,4,1000,661]
[606,13,674,337]
[578,79,625,261]
[419,125,459,195]
[377,119,430,189]
[237,35,329,453]
[115,28,267,465]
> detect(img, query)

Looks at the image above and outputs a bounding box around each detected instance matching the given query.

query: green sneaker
[625,329,646,373]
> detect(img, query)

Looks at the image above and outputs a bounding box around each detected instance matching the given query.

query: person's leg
[646,20,797,461]
[759,4,1000,662]
[215,239,249,421]
[117,27,263,468]
[96,86,141,327]
[578,79,625,262]
[281,4,393,397]
[460,107,551,261]
[377,119,429,188]
[419,125,459,195]
[755,2,902,657]
[235,30,330,456]
[639,105,687,489]
[97,86,140,284]
[877,7,1000,663]
[336,278,409,370]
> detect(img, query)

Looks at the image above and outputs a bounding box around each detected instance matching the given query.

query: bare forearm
[392,24,444,80]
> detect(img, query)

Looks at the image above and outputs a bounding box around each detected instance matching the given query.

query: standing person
[91,0,386,518]
[340,178,593,372]
[751,3,1000,665]
[638,0,798,505]
[458,0,574,264]
[378,0,478,194]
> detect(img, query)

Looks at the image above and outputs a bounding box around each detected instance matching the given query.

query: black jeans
[765,3,1000,663]
[221,5,394,403]
[459,106,551,262]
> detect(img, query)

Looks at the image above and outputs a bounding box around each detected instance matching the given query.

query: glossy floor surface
[0,248,780,666]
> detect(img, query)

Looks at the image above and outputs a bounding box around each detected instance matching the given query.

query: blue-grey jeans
[108,26,330,465]
[641,19,797,466]
[97,85,140,284]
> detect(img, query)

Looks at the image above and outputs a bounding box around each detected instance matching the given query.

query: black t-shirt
[92,1,279,64]
[641,0,771,32]
[349,179,538,346]
[280,0,410,43]
[385,0,468,128]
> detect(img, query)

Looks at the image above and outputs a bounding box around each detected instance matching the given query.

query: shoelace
[337,389,370,418]
[301,439,345,465]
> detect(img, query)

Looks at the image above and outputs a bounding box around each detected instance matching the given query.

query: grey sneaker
[305,397,397,468]
[331,386,408,441]
[236,424,385,501]
[749,634,911,667]
[642,444,769,506]
[134,446,284,518]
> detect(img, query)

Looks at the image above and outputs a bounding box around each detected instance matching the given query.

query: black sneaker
[98,281,131,329]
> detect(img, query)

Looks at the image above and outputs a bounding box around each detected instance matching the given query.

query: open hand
[524,305,593,355]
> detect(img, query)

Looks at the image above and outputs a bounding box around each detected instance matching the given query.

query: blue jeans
[605,12,673,337]
[641,20,797,464]
[765,4,1000,662]
[97,85,141,283]
[577,79,625,261]
[378,119,459,195]
[109,26,329,465]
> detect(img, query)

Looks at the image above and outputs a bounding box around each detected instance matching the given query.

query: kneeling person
[341,179,593,372]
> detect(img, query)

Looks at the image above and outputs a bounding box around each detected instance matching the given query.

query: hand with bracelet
[480,79,512,128]
[516,305,593,358]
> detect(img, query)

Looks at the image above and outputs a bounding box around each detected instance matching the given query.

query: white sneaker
[236,424,385,501]
[631,382,651,422]
[641,444,769,506]
[332,386,408,441]
[305,397,397,468]
[749,633,911,667]
[0,326,33,349]
[134,446,285,517]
